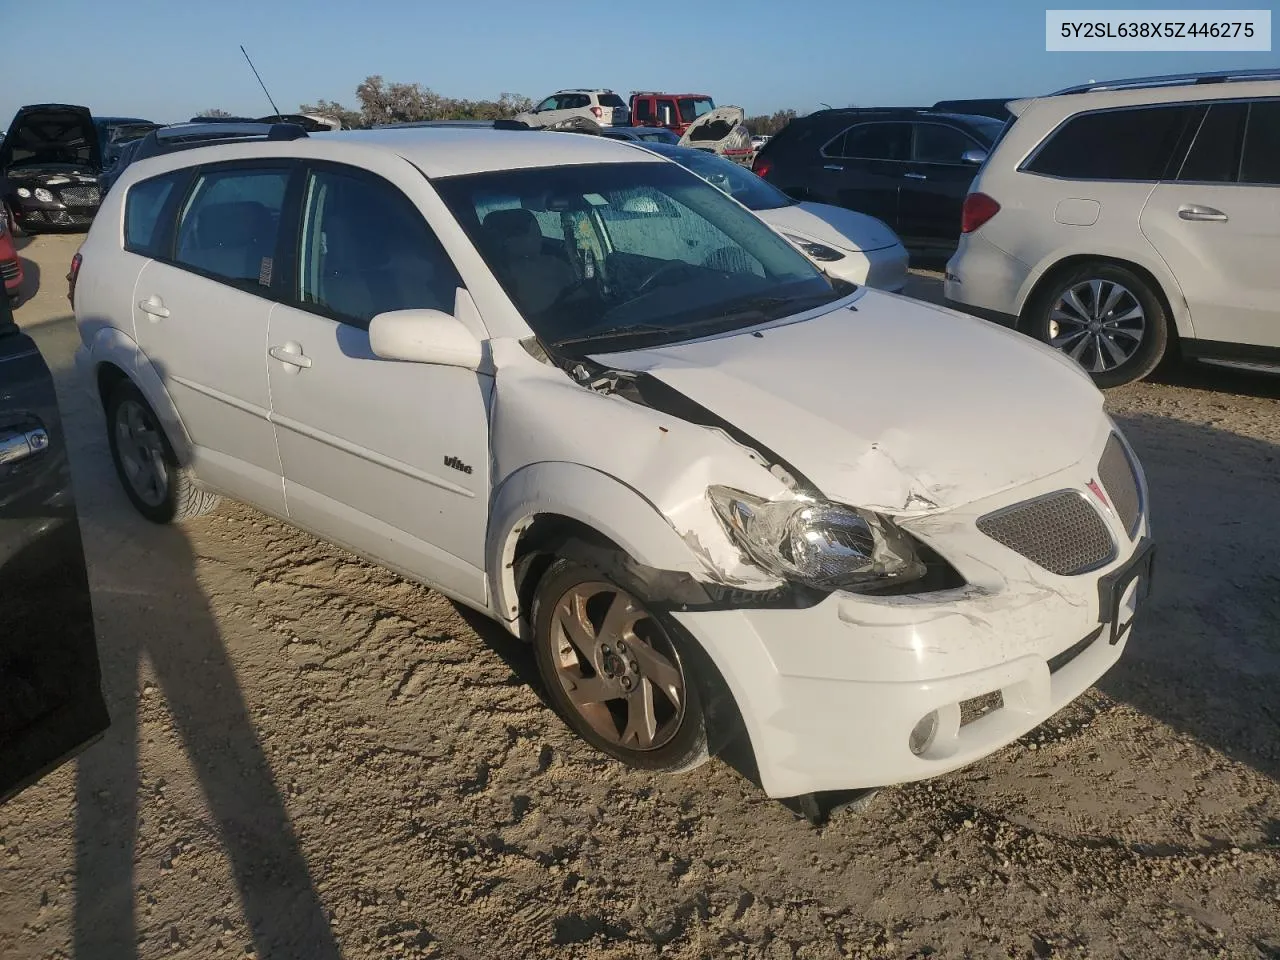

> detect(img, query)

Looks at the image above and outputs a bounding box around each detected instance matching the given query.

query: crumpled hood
[757,201,902,253]
[592,292,1105,513]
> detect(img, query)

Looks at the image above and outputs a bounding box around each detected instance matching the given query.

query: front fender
[486,461,709,625]
[80,323,194,465]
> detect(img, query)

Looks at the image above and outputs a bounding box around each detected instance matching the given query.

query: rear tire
[105,380,220,524]
[1025,262,1169,388]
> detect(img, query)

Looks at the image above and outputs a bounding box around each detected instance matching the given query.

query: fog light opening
[910,710,939,756]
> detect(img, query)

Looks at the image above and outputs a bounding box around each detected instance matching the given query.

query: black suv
[752,108,1007,257]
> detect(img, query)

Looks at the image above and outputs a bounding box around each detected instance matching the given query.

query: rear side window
[123,173,182,257]
[1024,105,1199,180]
[174,167,290,289]
[297,168,462,328]
[1176,102,1246,183]
[634,98,653,122]
[1241,100,1280,185]
[828,123,911,161]
[564,94,591,109]
[598,94,626,108]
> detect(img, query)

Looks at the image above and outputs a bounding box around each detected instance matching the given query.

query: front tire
[530,555,710,773]
[1026,262,1169,388]
[105,380,220,524]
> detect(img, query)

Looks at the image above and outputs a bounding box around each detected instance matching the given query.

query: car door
[1,299,108,804]
[899,122,987,252]
[265,161,492,605]
[813,121,910,230]
[129,161,294,516]
[1139,99,1280,349]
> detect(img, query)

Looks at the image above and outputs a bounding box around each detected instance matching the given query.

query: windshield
[968,117,1007,145]
[677,98,715,124]
[434,161,847,353]
[661,149,794,211]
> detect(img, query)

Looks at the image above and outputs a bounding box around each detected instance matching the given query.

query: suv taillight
[961,192,1000,234]
[753,155,772,177]
[67,251,82,307]
[591,105,603,119]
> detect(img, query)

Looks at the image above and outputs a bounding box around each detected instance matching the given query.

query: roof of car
[1007,76,1280,119]
[120,126,666,181]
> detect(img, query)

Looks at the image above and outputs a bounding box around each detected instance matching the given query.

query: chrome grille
[0,260,19,281]
[1098,433,1141,537]
[59,185,100,206]
[977,491,1114,576]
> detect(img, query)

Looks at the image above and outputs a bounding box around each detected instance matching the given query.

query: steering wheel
[636,260,696,295]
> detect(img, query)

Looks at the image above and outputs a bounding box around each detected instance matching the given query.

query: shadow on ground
[37,345,341,959]
[16,257,40,304]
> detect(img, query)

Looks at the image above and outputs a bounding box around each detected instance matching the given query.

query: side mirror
[960,148,988,166]
[369,308,482,369]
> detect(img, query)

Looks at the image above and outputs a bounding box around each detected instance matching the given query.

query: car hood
[1,104,100,173]
[678,107,751,152]
[591,292,1105,513]
[757,201,902,253]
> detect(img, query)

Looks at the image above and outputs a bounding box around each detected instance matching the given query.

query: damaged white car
[72,128,1154,805]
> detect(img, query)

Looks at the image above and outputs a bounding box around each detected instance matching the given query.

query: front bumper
[824,242,909,292]
[6,184,103,231]
[674,420,1151,799]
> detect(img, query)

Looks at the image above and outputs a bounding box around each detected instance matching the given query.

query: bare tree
[302,77,536,130]
[200,107,234,118]
[745,108,797,136]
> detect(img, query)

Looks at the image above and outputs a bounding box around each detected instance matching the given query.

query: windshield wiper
[553,322,680,348]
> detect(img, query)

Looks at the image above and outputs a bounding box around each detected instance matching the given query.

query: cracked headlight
[33,188,55,203]
[707,486,926,592]
[782,233,845,262]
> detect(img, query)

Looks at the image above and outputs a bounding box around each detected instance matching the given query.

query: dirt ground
[2,234,1277,960]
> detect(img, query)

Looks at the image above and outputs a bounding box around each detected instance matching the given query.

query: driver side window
[535,96,559,112]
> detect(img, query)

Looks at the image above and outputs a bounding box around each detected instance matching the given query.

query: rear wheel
[1026,262,1169,388]
[530,555,711,773]
[105,381,220,524]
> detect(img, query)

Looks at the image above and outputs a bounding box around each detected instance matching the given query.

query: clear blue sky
[4,0,1276,126]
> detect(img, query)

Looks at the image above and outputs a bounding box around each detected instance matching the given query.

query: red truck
[628,92,717,135]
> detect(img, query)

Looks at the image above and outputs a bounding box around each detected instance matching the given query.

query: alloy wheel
[1047,278,1146,373]
[546,581,687,751]
[114,399,169,507]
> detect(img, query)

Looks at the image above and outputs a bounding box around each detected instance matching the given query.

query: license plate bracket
[1097,538,1155,645]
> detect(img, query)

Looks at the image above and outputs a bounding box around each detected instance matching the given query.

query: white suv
[945,69,1280,387]
[71,126,1152,805]
[516,89,630,130]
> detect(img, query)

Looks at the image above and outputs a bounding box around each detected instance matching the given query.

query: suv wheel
[530,554,711,773]
[1027,262,1168,388]
[106,381,220,524]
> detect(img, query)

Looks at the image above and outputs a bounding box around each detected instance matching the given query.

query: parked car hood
[1,104,100,173]
[592,292,1104,512]
[757,202,902,253]
[678,107,752,154]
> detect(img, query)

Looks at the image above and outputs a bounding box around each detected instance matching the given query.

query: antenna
[240,45,282,121]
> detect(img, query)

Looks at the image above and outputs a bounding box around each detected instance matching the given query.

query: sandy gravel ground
[2,235,1277,960]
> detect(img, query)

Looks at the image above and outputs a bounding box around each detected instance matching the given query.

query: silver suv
[516,89,630,130]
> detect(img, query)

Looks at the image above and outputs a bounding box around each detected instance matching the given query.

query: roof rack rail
[1052,67,1280,96]
[155,122,308,143]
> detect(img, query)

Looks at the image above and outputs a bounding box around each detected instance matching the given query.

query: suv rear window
[124,173,182,257]
[1024,104,1199,181]
[598,94,626,108]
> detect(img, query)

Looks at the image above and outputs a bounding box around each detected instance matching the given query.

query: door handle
[823,164,844,171]
[138,296,169,319]
[1178,204,1228,222]
[0,426,49,465]
[903,172,928,180]
[269,344,312,369]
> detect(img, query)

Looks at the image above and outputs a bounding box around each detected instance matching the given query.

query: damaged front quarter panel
[489,338,799,596]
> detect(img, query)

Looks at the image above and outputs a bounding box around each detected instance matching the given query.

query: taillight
[67,251,82,307]
[753,156,772,178]
[591,106,603,119]
[961,192,1000,234]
